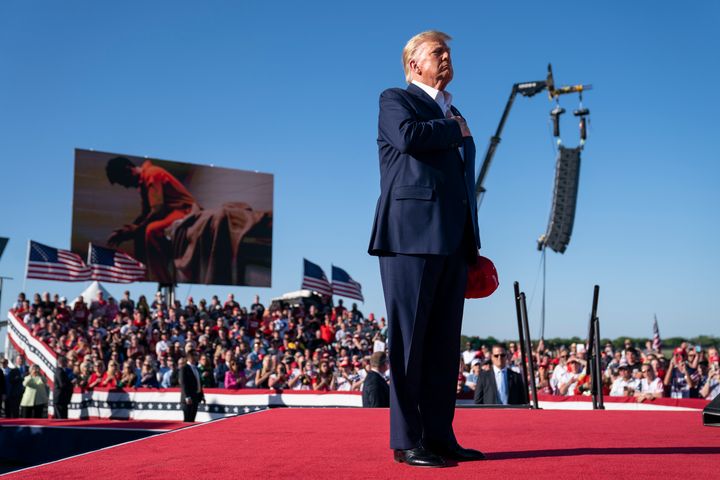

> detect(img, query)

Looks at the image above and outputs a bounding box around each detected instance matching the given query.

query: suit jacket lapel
[407,83,445,119]
[488,370,499,404]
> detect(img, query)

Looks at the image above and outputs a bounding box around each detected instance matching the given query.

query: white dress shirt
[411,80,453,117]
[492,365,509,405]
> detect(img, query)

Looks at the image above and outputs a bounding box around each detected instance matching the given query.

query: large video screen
[71,149,273,287]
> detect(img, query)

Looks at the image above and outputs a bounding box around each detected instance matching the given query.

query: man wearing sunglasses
[473,344,526,405]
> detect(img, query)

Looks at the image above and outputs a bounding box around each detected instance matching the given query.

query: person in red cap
[663,347,696,398]
[710,353,720,367]
[535,359,553,394]
[336,358,356,391]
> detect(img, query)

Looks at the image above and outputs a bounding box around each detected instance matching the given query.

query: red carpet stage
[4,408,718,479]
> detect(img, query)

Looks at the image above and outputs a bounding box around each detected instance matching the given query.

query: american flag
[88,243,146,283]
[26,240,91,282]
[301,259,332,296]
[652,314,662,353]
[331,265,364,302]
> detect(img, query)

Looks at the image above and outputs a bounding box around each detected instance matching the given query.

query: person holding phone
[664,348,696,398]
[700,362,720,400]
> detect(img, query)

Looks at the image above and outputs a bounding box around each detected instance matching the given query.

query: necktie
[497,369,508,405]
[446,105,465,162]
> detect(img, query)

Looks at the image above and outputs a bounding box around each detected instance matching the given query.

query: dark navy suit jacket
[362,370,390,408]
[473,368,527,405]
[368,83,480,256]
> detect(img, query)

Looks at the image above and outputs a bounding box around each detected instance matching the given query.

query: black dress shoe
[393,447,447,467]
[429,444,486,462]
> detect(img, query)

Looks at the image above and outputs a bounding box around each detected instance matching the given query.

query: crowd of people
[460,338,720,403]
[2,289,718,419]
[2,290,390,418]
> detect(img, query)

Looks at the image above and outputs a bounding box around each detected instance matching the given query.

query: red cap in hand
[465,255,499,299]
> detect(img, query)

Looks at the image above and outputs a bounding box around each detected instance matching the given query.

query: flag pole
[87,242,93,286]
[22,239,30,292]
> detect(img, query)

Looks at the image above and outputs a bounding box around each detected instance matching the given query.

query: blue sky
[0,1,718,340]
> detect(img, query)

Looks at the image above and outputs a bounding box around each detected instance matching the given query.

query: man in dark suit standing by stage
[362,351,390,408]
[474,344,527,405]
[53,355,74,419]
[368,30,483,468]
[4,357,23,418]
[179,351,205,422]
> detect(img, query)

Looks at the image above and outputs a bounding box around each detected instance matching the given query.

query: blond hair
[402,30,452,83]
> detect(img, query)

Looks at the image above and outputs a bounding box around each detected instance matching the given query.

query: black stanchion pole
[513,282,530,404]
[588,285,605,410]
[519,292,539,409]
[587,306,598,409]
[591,285,604,409]
[593,318,604,409]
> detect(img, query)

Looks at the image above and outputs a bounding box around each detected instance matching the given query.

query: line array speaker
[539,146,581,254]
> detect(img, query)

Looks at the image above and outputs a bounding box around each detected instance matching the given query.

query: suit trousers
[5,397,20,418]
[53,403,69,419]
[21,404,46,419]
[182,397,200,422]
[379,245,468,450]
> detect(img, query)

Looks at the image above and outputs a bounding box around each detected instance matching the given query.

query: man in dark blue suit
[362,351,390,408]
[368,30,484,468]
[474,344,528,405]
